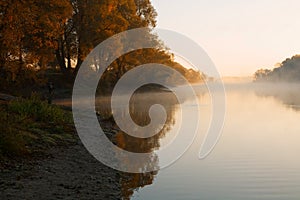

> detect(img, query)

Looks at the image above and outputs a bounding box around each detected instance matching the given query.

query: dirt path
[0,142,122,200]
[53,98,73,107]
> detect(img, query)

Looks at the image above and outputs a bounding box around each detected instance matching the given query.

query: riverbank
[0,94,124,199]
[0,141,122,199]
[0,92,160,199]
[0,95,75,161]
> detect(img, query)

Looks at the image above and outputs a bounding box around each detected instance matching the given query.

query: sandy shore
[0,142,122,200]
[0,94,122,199]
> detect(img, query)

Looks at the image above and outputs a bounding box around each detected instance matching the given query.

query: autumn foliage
[0,0,203,92]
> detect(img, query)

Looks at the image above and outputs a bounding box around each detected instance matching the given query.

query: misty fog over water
[129,82,300,200]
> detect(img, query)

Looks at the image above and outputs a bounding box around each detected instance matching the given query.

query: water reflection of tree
[96,89,179,199]
[254,83,300,111]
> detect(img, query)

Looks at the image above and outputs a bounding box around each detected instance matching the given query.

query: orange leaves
[0,0,159,82]
[0,0,73,81]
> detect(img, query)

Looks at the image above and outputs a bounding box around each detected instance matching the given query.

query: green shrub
[0,95,74,158]
[0,115,28,156]
[8,93,72,124]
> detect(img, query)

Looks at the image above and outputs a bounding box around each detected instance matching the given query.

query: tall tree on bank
[0,0,157,81]
[0,0,72,84]
[1,0,204,90]
[56,0,158,76]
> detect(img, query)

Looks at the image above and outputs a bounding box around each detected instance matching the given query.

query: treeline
[254,55,300,82]
[0,0,203,93]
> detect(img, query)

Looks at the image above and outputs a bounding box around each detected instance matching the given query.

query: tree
[1,0,205,92]
[0,0,72,86]
[55,0,160,77]
[253,55,300,82]
[56,0,134,76]
[254,69,272,82]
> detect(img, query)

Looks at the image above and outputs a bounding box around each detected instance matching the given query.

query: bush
[0,95,74,157]
[0,108,28,156]
[8,93,72,124]
[0,128,28,156]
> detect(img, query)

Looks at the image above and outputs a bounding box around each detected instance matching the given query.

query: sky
[151,0,300,76]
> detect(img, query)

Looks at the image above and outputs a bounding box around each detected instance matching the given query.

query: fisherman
[47,81,54,104]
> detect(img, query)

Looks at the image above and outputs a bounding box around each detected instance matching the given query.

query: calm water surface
[125,83,300,200]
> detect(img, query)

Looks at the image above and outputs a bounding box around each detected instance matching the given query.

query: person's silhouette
[47,82,54,104]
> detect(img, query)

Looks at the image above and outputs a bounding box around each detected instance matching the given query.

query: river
[102,83,300,200]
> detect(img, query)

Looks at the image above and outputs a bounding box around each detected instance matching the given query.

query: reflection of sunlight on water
[157,92,212,155]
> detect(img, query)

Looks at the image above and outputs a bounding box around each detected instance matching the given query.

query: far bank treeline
[0,0,204,94]
[254,55,300,82]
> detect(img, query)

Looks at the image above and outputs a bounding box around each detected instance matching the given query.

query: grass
[0,94,75,159]
[8,93,71,124]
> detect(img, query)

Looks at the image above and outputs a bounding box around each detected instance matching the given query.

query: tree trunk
[73,43,83,76]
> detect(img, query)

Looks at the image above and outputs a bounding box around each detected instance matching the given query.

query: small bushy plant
[8,93,72,124]
[0,94,74,157]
